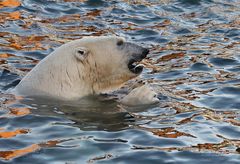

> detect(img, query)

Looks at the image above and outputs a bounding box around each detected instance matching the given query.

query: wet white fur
[121,85,159,106]
[14,36,159,105]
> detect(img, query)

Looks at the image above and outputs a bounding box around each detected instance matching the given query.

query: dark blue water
[0,0,240,163]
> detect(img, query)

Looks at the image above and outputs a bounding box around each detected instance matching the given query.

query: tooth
[136,64,144,67]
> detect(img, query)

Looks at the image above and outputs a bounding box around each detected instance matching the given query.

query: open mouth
[127,47,149,74]
[128,58,144,74]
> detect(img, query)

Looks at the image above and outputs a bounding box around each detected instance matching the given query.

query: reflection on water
[0,0,240,163]
[21,96,135,131]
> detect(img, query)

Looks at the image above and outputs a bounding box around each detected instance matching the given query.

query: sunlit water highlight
[0,0,240,163]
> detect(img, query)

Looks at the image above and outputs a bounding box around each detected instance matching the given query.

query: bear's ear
[74,47,89,61]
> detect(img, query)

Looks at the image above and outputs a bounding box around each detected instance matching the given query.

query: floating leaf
[0,0,20,8]
[0,129,29,138]
[38,140,61,148]
[9,11,20,19]
[88,154,113,163]
[152,127,196,138]
[157,52,185,62]
[10,43,22,50]
[0,139,70,160]
[0,53,14,58]
[9,107,31,116]
[0,144,40,160]
[86,9,102,17]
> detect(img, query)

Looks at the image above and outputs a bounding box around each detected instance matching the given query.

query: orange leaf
[0,129,29,138]
[10,42,22,50]
[39,140,61,148]
[9,107,31,116]
[0,144,40,160]
[9,11,20,20]
[0,139,66,160]
[0,0,20,8]
[0,53,14,58]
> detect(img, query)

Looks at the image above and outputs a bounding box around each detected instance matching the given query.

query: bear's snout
[127,45,149,75]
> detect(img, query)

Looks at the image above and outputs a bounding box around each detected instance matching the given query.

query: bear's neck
[91,73,131,94]
[16,55,93,100]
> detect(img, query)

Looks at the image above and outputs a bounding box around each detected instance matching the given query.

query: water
[0,0,240,163]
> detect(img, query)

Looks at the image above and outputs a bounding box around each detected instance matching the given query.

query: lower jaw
[129,71,142,78]
[129,65,143,75]
[93,74,133,92]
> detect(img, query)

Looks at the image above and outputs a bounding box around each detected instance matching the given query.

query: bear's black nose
[141,48,149,58]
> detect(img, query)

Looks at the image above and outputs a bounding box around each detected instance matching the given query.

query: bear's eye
[75,47,89,61]
[77,50,85,55]
[117,40,124,46]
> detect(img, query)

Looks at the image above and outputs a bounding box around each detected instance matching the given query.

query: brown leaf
[152,127,196,138]
[39,140,61,148]
[157,52,185,62]
[0,32,9,37]
[88,154,113,163]
[86,10,101,17]
[227,119,240,126]
[28,35,47,42]
[152,19,171,28]
[178,117,192,124]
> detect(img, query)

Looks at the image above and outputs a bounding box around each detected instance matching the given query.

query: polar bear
[14,36,159,106]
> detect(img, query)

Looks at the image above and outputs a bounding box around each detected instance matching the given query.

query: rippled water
[0,0,240,163]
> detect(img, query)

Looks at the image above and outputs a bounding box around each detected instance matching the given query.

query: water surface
[0,0,240,163]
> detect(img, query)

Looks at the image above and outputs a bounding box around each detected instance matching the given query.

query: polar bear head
[15,36,149,99]
[61,36,149,92]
